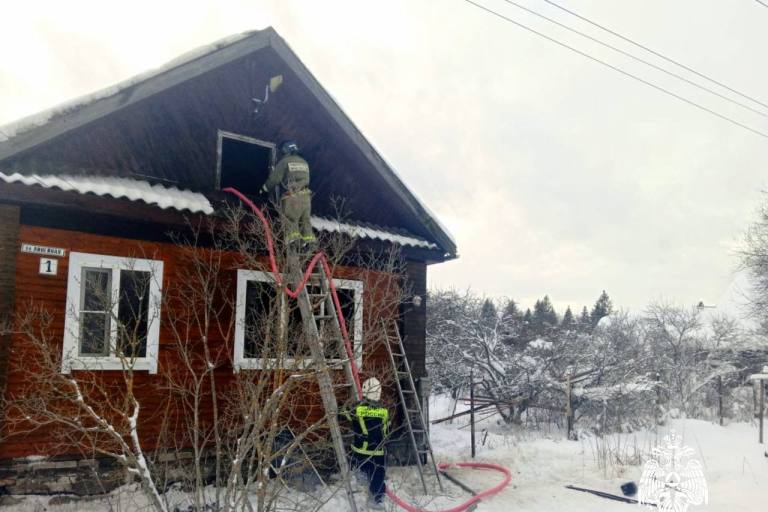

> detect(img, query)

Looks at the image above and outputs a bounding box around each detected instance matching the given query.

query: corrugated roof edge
[310,216,437,250]
[0,172,214,214]
[0,172,438,250]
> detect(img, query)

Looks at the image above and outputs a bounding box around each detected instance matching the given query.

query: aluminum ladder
[382,320,443,494]
[295,270,360,512]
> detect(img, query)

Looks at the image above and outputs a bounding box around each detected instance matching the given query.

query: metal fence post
[470,371,476,459]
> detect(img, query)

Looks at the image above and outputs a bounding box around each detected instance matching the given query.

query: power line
[499,0,768,119]
[756,0,768,9]
[542,0,768,111]
[462,0,768,140]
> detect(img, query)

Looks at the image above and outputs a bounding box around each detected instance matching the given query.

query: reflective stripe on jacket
[343,401,389,456]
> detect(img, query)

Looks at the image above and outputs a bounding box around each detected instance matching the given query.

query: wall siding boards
[0,225,402,460]
[401,260,427,378]
[0,205,20,426]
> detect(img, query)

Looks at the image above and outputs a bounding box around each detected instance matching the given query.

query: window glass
[79,268,111,356]
[64,252,163,373]
[118,270,151,358]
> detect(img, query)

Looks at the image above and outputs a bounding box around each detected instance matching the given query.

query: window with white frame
[62,252,163,373]
[234,269,363,371]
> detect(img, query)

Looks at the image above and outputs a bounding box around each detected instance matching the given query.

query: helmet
[280,140,299,155]
[361,377,382,402]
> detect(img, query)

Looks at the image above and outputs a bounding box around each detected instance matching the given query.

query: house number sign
[39,258,58,276]
[21,243,66,257]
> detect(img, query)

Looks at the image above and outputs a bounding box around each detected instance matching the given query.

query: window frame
[62,252,164,374]
[234,269,363,371]
[214,130,276,191]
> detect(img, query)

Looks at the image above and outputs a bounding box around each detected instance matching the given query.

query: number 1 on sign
[39,258,57,276]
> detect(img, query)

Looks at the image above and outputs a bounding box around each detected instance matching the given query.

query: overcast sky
[2,0,767,316]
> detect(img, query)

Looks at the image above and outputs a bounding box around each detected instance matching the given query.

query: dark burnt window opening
[244,279,280,359]
[216,131,275,194]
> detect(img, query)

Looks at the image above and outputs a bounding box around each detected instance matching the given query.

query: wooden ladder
[295,270,360,512]
[383,320,444,494]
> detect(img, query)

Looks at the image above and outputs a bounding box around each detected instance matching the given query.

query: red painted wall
[0,225,399,459]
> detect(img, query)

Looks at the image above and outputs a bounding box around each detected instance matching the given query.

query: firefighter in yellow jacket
[262,140,316,246]
[342,378,389,509]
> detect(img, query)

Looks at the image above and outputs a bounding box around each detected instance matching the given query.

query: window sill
[62,357,158,374]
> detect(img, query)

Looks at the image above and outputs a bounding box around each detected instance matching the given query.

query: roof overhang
[0,173,442,254]
[0,28,457,260]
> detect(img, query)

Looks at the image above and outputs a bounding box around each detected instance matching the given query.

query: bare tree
[4,294,168,511]
[740,199,768,333]
[2,203,411,511]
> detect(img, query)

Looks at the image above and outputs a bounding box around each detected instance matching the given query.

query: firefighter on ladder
[343,378,389,509]
[262,140,316,249]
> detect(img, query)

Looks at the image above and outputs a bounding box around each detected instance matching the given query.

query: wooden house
[0,28,456,492]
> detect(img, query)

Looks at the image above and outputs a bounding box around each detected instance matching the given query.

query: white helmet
[361,377,382,402]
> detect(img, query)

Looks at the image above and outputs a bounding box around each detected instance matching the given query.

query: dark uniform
[263,153,316,244]
[342,400,389,505]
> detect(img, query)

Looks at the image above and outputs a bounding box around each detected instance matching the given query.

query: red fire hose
[224,188,512,511]
[387,462,512,512]
[223,187,362,398]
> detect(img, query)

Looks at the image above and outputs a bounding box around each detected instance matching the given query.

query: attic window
[216,131,275,194]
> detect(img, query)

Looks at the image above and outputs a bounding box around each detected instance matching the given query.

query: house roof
[0,172,214,214]
[0,172,438,250]
[0,28,457,260]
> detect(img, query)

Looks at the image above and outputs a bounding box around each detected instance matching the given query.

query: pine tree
[578,306,591,333]
[532,295,558,337]
[479,298,498,328]
[561,306,575,331]
[520,308,534,343]
[590,290,613,328]
[500,299,523,345]
[501,299,520,321]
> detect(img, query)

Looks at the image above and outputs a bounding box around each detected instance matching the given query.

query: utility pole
[717,375,724,427]
[566,374,573,440]
[760,380,765,444]
[750,369,768,445]
[470,371,476,459]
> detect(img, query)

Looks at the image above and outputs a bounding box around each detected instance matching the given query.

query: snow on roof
[595,314,615,329]
[0,172,437,249]
[310,216,438,250]
[0,31,256,143]
[697,271,755,330]
[0,172,214,214]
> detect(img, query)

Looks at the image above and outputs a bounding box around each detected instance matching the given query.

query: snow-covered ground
[401,395,767,512]
[3,395,766,511]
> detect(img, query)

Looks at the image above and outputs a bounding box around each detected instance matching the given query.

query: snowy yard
[401,395,768,512]
[3,395,766,511]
